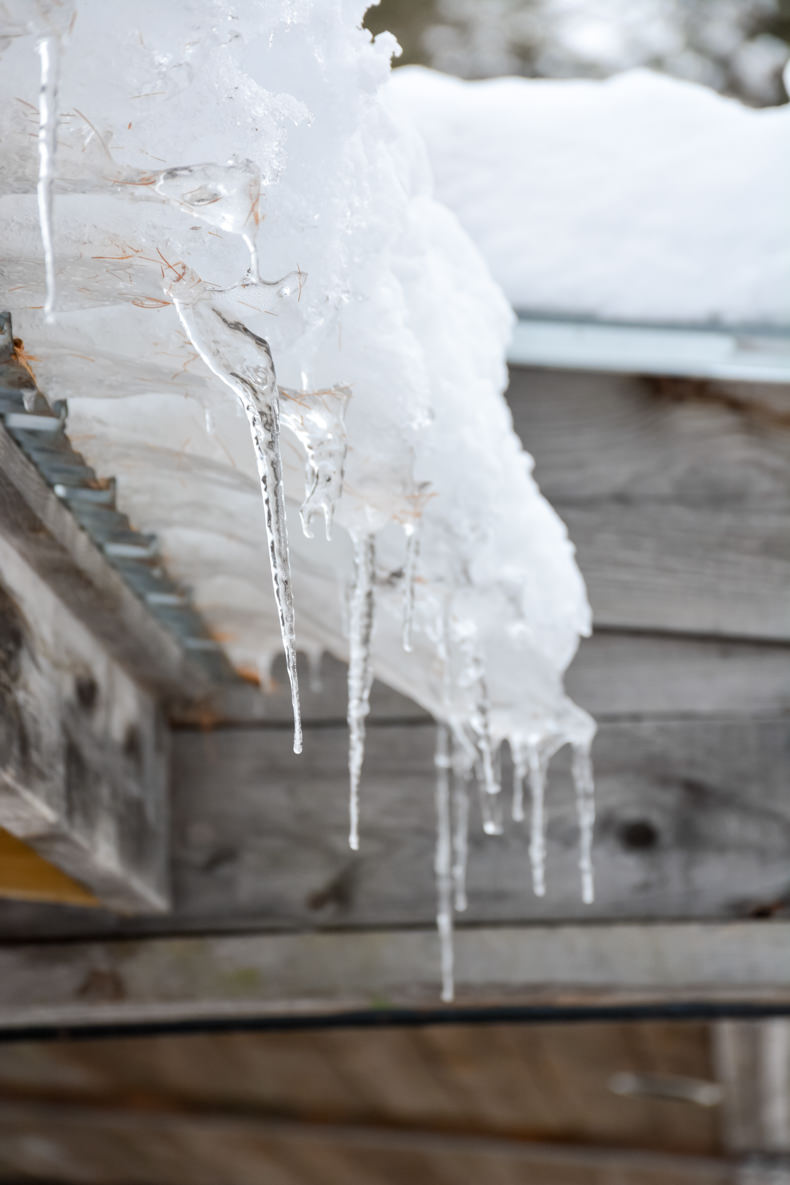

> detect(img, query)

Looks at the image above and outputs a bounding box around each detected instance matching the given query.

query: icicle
[346,532,376,851]
[401,521,420,652]
[472,690,503,835]
[476,760,504,836]
[450,732,471,913]
[36,33,61,319]
[434,723,454,1003]
[511,740,527,823]
[168,271,302,754]
[527,741,547,897]
[279,384,350,541]
[572,738,596,905]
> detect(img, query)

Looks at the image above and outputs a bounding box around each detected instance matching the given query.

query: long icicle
[401,521,420,652]
[450,730,472,913]
[36,33,61,320]
[434,723,455,1002]
[169,286,302,753]
[512,740,527,823]
[572,738,596,905]
[346,532,376,851]
[474,688,503,836]
[527,741,547,897]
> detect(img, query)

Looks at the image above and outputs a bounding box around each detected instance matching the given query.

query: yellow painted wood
[0,829,97,907]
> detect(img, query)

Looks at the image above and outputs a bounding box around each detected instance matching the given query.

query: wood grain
[0,1102,735,1185]
[0,537,169,912]
[0,712,788,937]
[0,922,788,1029]
[0,1020,718,1155]
[509,369,790,640]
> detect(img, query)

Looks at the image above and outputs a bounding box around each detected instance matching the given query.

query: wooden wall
[0,367,788,1184]
[0,366,787,943]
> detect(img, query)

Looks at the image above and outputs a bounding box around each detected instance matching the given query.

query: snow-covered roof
[391,66,790,329]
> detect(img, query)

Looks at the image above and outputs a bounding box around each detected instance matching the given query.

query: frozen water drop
[279,383,350,541]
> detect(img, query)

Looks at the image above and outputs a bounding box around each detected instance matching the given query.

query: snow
[0,0,597,995]
[390,66,790,326]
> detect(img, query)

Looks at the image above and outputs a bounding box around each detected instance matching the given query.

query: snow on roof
[390,66,790,328]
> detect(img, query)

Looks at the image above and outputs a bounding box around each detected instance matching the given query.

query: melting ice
[0,0,596,999]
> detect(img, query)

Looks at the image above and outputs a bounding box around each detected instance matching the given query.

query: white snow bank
[390,66,790,327]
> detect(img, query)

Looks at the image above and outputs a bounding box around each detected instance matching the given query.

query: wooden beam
[0,534,169,912]
[0,1101,736,1185]
[0,922,788,1030]
[172,631,790,726]
[1,710,789,938]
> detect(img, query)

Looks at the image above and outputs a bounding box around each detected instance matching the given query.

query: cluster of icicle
[1,0,596,1002]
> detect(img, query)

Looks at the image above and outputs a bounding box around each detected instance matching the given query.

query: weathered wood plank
[160,716,790,932]
[715,1021,790,1155]
[509,369,790,640]
[0,714,788,936]
[0,1104,735,1185]
[0,536,169,912]
[0,1021,719,1155]
[0,922,788,1029]
[174,632,790,725]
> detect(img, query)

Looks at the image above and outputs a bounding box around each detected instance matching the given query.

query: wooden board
[0,1102,735,1185]
[0,534,170,912]
[0,1020,719,1154]
[0,922,789,1029]
[173,630,790,726]
[508,370,790,640]
[0,712,788,937]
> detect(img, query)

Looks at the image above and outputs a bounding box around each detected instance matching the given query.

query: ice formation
[390,66,790,325]
[0,0,594,997]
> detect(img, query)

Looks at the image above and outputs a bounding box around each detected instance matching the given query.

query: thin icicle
[527,741,547,897]
[476,759,504,836]
[450,753,469,910]
[401,521,420,652]
[572,738,596,905]
[36,33,61,319]
[346,532,376,851]
[472,689,503,835]
[511,740,527,823]
[168,272,302,753]
[434,723,454,1002]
